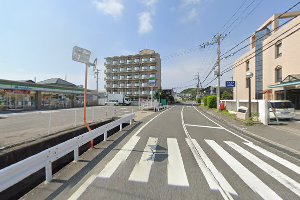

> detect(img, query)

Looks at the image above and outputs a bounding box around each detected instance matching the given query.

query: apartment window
[275,41,282,58]
[275,66,282,82]
[245,60,250,71]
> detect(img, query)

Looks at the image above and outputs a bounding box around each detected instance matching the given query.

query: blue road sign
[226,81,236,88]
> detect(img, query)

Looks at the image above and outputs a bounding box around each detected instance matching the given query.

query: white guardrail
[0,113,135,192]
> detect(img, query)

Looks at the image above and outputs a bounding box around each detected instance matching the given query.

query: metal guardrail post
[104,131,107,141]
[74,109,77,127]
[45,163,52,183]
[120,124,122,131]
[48,111,52,135]
[74,148,79,162]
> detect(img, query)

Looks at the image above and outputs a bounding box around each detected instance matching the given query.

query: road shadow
[45,122,142,200]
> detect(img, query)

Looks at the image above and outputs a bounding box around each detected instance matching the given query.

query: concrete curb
[197,106,300,160]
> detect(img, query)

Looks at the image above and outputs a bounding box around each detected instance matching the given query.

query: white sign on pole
[72,46,91,64]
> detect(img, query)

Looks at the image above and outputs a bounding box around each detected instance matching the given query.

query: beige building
[104,49,161,99]
[233,11,300,109]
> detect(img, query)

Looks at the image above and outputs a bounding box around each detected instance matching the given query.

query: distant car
[105,100,119,106]
[269,100,296,120]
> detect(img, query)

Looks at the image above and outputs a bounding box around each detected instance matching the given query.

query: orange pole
[84,63,93,148]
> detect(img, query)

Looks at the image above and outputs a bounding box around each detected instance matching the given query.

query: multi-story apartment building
[233,11,300,109]
[104,49,161,99]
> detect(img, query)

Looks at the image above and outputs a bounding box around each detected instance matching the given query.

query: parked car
[105,100,119,106]
[269,100,296,120]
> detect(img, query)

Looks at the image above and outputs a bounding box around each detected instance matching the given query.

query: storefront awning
[269,74,300,88]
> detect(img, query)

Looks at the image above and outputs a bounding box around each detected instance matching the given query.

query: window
[275,66,282,82]
[275,41,282,58]
[245,60,250,71]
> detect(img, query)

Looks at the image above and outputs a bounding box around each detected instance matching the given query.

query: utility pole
[199,33,225,109]
[214,34,224,110]
[94,68,100,105]
[195,73,200,100]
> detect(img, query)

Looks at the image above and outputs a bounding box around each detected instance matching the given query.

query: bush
[207,95,217,109]
[196,98,201,104]
[203,96,208,106]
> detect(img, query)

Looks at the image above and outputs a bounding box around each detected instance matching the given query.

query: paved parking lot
[0,106,138,149]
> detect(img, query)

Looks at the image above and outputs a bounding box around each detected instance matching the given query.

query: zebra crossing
[96,136,300,199]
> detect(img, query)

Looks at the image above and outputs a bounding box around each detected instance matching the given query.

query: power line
[221,22,300,75]
[220,1,300,59]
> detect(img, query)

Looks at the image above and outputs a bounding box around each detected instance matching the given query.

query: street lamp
[246,71,253,118]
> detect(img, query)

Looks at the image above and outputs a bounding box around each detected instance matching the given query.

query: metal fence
[0,113,135,192]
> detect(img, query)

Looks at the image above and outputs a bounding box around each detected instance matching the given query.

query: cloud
[94,0,124,20]
[180,0,203,22]
[138,12,153,35]
[141,0,158,7]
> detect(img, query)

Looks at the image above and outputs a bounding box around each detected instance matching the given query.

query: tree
[221,91,233,100]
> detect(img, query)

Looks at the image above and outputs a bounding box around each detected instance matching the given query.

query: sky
[0,0,298,92]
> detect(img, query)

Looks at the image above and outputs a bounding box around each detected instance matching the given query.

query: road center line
[184,124,224,129]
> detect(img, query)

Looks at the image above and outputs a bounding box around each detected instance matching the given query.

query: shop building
[0,78,97,111]
[233,11,300,109]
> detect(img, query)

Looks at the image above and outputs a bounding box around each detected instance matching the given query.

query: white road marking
[245,142,300,175]
[129,137,158,182]
[226,141,300,197]
[133,106,174,137]
[67,175,96,200]
[193,106,250,143]
[98,136,140,178]
[186,139,237,195]
[181,107,234,200]
[206,140,282,200]
[68,106,173,199]
[184,124,224,129]
[167,138,189,187]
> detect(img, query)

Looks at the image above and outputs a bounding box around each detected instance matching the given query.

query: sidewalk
[198,106,300,159]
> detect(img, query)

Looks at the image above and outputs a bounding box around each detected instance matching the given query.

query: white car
[269,100,296,120]
[105,100,119,106]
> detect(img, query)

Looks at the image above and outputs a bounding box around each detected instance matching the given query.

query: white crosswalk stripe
[167,138,189,187]
[186,138,237,197]
[245,142,300,175]
[129,137,158,182]
[206,140,282,200]
[98,136,140,178]
[226,141,300,198]
[95,136,300,199]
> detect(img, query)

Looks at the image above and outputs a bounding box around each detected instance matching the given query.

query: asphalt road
[0,106,138,148]
[24,105,300,200]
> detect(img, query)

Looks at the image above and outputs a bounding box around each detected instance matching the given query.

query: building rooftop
[38,78,77,88]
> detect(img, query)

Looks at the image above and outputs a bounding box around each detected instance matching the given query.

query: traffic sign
[226,81,236,88]
[72,46,91,64]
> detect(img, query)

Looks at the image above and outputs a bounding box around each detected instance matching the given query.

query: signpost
[72,46,95,149]
[225,81,236,88]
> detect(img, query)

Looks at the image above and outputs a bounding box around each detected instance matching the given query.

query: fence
[0,113,135,192]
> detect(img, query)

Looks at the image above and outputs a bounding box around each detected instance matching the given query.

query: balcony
[120,76,125,80]
[126,60,133,64]
[150,58,156,62]
[134,59,140,63]
[134,91,140,95]
[141,75,148,79]
[142,91,149,95]
[112,84,118,88]
[112,76,118,80]
[134,75,140,79]
[134,67,140,71]
[127,68,132,71]
[112,69,118,73]
[149,66,156,70]
[119,84,125,87]
[120,60,125,65]
[142,83,147,87]
[127,91,132,95]
[126,84,132,88]
[120,68,126,72]
[134,83,140,87]
[142,67,148,71]
[126,75,132,79]
[112,61,119,65]
[141,58,150,63]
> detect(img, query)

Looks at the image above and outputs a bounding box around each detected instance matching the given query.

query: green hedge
[203,96,208,106]
[196,98,201,104]
[207,95,217,108]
